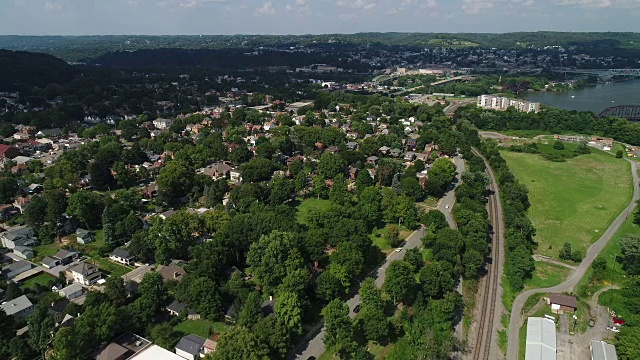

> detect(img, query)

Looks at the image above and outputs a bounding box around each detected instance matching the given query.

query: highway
[291,154,466,360]
[506,160,640,360]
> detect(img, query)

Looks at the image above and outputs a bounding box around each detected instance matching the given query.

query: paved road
[439,155,467,228]
[506,160,640,360]
[292,154,466,360]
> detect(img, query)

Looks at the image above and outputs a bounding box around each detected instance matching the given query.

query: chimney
[174,272,179,279]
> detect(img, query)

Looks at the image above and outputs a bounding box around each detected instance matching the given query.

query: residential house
[175,334,206,360]
[229,169,242,184]
[548,294,578,313]
[110,248,135,266]
[366,156,379,165]
[13,196,31,213]
[153,118,174,130]
[159,210,177,221]
[2,260,31,279]
[76,229,93,244]
[69,262,102,286]
[166,300,200,320]
[200,162,232,180]
[158,263,186,283]
[57,283,84,300]
[53,249,80,265]
[379,146,391,155]
[96,343,132,360]
[1,225,36,249]
[203,336,218,356]
[36,128,63,139]
[42,256,61,269]
[390,148,402,157]
[346,141,358,150]
[406,138,418,151]
[0,144,20,159]
[0,295,34,320]
[142,182,159,199]
[348,166,359,180]
[13,246,34,259]
[129,345,185,360]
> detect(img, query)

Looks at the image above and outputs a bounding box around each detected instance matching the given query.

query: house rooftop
[95,343,131,360]
[0,295,32,316]
[175,334,206,355]
[549,294,578,309]
[111,248,132,259]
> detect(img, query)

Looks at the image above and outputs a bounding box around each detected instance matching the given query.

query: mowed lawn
[501,149,633,259]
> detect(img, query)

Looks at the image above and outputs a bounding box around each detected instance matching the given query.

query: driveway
[506,160,640,360]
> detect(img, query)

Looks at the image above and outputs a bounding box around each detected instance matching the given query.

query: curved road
[291,154,466,359]
[506,160,640,360]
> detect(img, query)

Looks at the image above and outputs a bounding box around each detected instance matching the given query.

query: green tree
[322,299,355,354]
[157,160,195,204]
[24,194,47,228]
[383,260,414,304]
[315,270,348,302]
[385,224,401,248]
[209,326,270,360]
[616,150,624,158]
[28,305,55,360]
[274,291,303,336]
[0,307,15,359]
[150,323,180,350]
[553,140,565,150]
[237,292,263,328]
[619,235,640,275]
[104,276,128,306]
[52,327,82,360]
[67,190,104,230]
[318,152,347,179]
[268,176,294,205]
[616,326,640,360]
[425,158,456,197]
[188,277,223,320]
[247,231,305,294]
[0,178,19,204]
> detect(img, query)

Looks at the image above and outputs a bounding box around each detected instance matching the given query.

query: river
[526,79,640,114]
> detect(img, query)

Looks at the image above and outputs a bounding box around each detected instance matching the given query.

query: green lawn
[20,273,56,290]
[502,147,633,260]
[296,198,332,225]
[524,262,571,290]
[174,319,227,338]
[33,243,63,263]
[91,258,133,278]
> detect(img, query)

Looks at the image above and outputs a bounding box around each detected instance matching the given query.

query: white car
[395,248,402,252]
[445,205,450,209]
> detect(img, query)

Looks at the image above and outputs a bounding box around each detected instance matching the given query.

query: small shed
[548,294,578,314]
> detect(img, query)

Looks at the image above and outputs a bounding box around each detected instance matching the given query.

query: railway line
[470,148,505,360]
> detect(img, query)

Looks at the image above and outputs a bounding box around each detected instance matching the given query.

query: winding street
[290,154,466,359]
[506,160,640,360]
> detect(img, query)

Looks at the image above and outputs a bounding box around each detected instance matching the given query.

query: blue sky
[0,0,639,35]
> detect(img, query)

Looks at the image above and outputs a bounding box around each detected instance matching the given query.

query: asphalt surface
[292,155,466,360]
[506,160,640,360]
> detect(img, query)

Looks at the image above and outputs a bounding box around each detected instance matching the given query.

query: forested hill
[90,48,370,71]
[0,50,76,92]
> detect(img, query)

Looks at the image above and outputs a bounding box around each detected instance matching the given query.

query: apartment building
[477,95,541,113]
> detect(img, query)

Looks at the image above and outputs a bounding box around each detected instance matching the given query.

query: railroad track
[471,166,502,360]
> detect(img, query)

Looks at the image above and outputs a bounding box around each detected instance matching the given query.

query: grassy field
[296,198,332,225]
[20,273,56,290]
[524,262,571,290]
[501,147,633,259]
[174,319,227,338]
[92,258,133,278]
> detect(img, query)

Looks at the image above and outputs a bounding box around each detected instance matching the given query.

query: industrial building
[525,317,556,360]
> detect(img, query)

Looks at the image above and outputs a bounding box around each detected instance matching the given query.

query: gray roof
[59,283,83,297]
[525,317,556,360]
[591,341,617,360]
[69,262,98,275]
[2,226,33,241]
[176,334,206,355]
[166,300,187,314]
[42,256,60,267]
[54,249,78,260]
[110,248,132,259]
[0,295,33,316]
[3,260,31,272]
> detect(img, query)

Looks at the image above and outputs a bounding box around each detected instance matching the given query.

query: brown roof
[96,343,131,360]
[549,294,578,309]
[158,264,186,282]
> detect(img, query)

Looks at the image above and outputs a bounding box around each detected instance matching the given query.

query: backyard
[20,273,57,291]
[174,319,227,338]
[501,146,633,260]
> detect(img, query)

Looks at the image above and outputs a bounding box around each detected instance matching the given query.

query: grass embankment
[501,146,632,260]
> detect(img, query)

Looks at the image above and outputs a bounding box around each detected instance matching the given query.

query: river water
[525,79,640,115]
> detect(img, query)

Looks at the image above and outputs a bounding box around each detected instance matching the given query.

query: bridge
[553,68,640,77]
[598,105,640,121]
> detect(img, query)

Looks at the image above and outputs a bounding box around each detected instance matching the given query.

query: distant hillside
[2,32,640,62]
[0,50,76,92]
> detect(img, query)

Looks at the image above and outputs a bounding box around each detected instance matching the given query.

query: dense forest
[0,50,76,92]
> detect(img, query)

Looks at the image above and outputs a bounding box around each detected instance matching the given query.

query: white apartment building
[477,95,541,113]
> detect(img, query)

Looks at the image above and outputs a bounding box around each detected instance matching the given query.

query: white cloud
[45,1,64,11]
[339,13,358,20]
[556,0,640,7]
[254,1,275,15]
[337,0,378,10]
[462,0,495,13]
[157,0,226,8]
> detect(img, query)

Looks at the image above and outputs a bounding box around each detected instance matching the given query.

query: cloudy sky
[0,0,639,35]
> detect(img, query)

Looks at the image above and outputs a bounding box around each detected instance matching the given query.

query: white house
[69,262,102,286]
[153,118,174,130]
[175,334,206,360]
[109,248,135,266]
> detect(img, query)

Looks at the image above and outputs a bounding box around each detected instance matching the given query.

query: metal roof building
[525,317,557,360]
[591,340,617,360]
